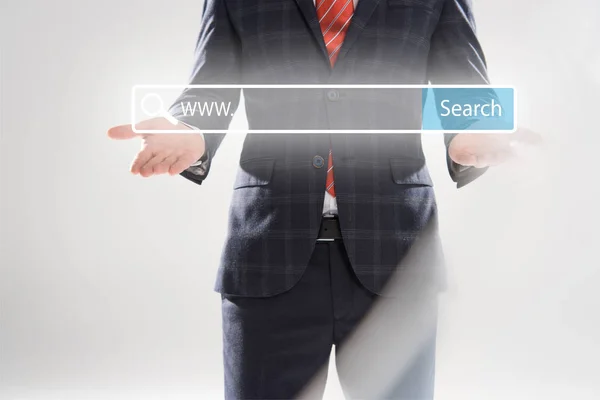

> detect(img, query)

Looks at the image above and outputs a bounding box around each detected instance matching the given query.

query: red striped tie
[326,148,336,197]
[317,0,354,198]
[316,0,355,66]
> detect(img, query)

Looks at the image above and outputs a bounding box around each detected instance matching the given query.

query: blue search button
[422,87,516,132]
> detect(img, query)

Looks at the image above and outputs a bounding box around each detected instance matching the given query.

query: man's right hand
[107,117,205,177]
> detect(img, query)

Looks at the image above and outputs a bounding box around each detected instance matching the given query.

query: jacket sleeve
[426,0,492,188]
[168,0,242,185]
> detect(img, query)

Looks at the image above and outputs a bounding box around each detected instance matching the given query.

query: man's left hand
[449,128,542,168]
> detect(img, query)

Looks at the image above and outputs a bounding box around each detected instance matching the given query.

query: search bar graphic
[131,84,517,134]
[139,93,180,125]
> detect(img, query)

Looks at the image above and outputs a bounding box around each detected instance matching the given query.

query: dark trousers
[221,238,438,399]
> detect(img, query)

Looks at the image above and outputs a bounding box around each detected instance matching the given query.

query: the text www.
[179,101,233,117]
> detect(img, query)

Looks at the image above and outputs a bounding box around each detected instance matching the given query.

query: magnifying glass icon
[140,93,179,125]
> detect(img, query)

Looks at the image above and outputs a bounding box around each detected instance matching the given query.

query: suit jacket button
[327,90,340,101]
[313,155,325,168]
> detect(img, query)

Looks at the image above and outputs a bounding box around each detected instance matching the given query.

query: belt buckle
[316,216,341,242]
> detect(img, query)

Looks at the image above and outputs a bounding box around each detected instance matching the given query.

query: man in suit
[109,0,528,398]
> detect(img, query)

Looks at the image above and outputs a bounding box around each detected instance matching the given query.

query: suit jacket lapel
[294,0,331,65]
[335,0,382,66]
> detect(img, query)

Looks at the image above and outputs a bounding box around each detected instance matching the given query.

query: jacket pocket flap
[390,158,433,186]
[234,158,275,189]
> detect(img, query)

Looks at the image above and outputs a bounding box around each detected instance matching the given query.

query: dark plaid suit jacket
[170,0,490,297]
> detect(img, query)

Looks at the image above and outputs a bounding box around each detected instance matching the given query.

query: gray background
[1,0,599,399]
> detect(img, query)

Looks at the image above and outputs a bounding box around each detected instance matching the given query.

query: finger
[483,151,509,167]
[107,124,138,140]
[451,152,478,166]
[475,148,513,167]
[495,149,517,165]
[474,154,492,168]
[139,153,168,177]
[512,128,543,146]
[169,154,197,176]
[130,148,155,175]
[153,154,179,175]
[108,118,164,140]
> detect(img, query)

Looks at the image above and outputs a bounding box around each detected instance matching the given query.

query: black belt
[317,216,343,241]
